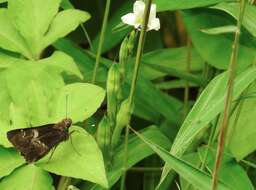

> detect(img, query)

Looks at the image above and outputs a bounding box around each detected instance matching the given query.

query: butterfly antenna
[66,94,68,119]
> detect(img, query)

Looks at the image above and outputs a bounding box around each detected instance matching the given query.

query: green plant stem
[183,39,192,118]
[91,0,111,84]
[57,177,71,190]
[127,2,152,109]
[81,24,93,51]
[120,124,130,190]
[120,1,152,189]
[211,1,246,189]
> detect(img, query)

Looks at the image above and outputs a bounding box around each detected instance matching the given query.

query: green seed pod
[127,30,136,55]
[111,99,131,148]
[106,63,121,127]
[96,116,111,153]
[119,37,129,81]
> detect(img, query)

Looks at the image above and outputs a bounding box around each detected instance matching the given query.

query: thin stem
[91,0,111,84]
[127,0,152,109]
[120,0,152,188]
[120,124,130,190]
[80,24,93,51]
[183,39,192,118]
[211,1,246,190]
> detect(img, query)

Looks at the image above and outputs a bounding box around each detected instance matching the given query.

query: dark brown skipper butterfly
[7,118,72,163]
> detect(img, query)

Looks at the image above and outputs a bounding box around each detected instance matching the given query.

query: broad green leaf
[0,148,25,179]
[201,25,237,35]
[36,126,108,188]
[88,126,171,190]
[212,2,256,37]
[140,47,204,80]
[0,52,20,69]
[51,83,105,123]
[0,9,31,59]
[182,9,256,70]
[228,83,256,160]
[132,128,231,190]
[161,67,256,183]
[54,39,106,82]
[0,164,54,190]
[39,51,83,79]
[43,9,90,50]
[8,0,61,59]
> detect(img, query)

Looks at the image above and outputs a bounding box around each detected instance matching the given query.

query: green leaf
[8,0,61,59]
[0,148,25,179]
[131,128,231,190]
[0,9,31,59]
[201,25,237,35]
[60,0,74,9]
[180,147,254,190]
[39,51,83,79]
[182,9,256,70]
[43,9,91,50]
[161,66,256,183]
[198,147,254,190]
[51,83,105,123]
[36,126,108,188]
[170,67,256,157]
[0,52,21,69]
[211,2,256,37]
[124,75,183,124]
[0,164,54,190]
[228,83,256,160]
[140,47,204,80]
[89,126,171,189]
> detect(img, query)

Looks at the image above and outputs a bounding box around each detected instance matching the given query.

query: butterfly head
[61,118,72,130]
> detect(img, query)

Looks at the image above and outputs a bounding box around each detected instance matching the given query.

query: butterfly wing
[7,124,69,163]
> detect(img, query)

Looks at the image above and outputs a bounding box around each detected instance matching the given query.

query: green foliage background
[0,0,255,190]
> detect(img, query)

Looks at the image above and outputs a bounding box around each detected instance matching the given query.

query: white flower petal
[148,18,160,31]
[133,1,145,17]
[121,13,136,26]
[121,1,160,31]
[149,4,156,19]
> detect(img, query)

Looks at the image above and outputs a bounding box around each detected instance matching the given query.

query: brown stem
[211,1,246,189]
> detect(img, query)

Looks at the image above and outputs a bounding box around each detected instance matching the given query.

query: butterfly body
[7,118,72,163]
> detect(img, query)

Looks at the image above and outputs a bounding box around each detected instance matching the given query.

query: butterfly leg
[69,130,81,156]
[46,146,57,164]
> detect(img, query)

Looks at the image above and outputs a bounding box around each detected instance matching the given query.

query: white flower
[121,1,160,31]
